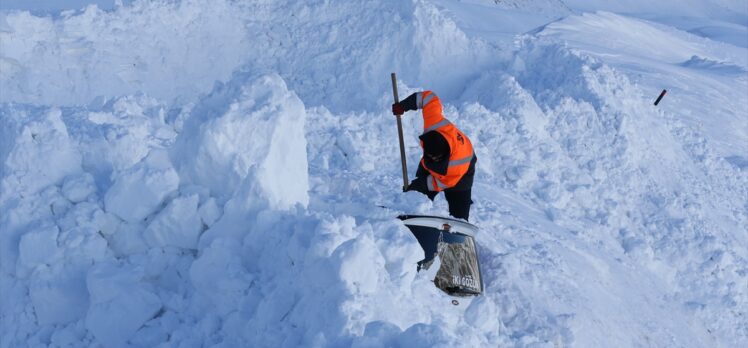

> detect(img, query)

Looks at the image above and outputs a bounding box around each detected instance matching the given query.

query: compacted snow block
[143,194,202,249]
[104,149,179,223]
[85,262,162,347]
[172,73,309,209]
[399,215,483,296]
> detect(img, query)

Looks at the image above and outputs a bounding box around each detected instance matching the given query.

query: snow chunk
[85,95,175,174]
[198,197,222,227]
[108,221,149,257]
[86,262,162,347]
[61,173,96,203]
[351,321,402,348]
[335,235,386,296]
[190,239,253,315]
[143,194,202,249]
[173,73,309,209]
[18,224,62,270]
[104,149,179,223]
[396,323,456,348]
[1,108,81,201]
[29,265,89,325]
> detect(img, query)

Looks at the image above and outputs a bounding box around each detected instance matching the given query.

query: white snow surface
[1,0,747,347]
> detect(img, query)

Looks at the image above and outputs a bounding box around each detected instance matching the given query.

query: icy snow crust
[1,0,747,347]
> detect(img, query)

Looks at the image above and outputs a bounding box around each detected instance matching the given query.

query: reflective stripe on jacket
[416,91,475,192]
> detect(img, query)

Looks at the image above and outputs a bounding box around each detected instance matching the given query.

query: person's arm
[393,91,447,130]
[406,175,439,201]
[406,175,428,193]
[391,93,418,115]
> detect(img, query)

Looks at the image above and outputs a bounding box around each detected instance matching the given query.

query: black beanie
[419,131,450,157]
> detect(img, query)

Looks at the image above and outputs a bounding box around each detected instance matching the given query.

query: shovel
[391,73,409,191]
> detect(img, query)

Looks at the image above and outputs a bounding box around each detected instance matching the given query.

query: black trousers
[412,165,473,221]
[444,189,472,221]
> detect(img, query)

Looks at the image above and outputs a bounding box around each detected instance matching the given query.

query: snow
[104,149,179,223]
[1,0,747,347]
[86,262,163,347]
[61,172,96,203]
[171,72,309,209]
[532,11,748,157]
[143,194,201,249]
[1,108,82,198]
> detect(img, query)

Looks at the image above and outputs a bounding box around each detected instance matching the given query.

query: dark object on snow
[399,214,483,297]
[654,89,667,105]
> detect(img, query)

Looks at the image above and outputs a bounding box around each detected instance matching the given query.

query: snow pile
[1,67,318,344]
[533,11,748,157]
[172,72,309,209]
[0,108,81,200]
[0,0,249,105]
[1,0,747,347]
[458,38,747,345]
[0,0,495,112]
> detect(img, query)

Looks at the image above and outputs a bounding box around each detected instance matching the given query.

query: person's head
[419,131,450,162]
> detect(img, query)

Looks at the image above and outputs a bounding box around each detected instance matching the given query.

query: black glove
[392,103,405,116]
[407,176,439,200]
[406,177,429,194]
[392,93,419,116]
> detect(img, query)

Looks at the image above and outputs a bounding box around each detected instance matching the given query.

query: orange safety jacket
[415,91,475,192]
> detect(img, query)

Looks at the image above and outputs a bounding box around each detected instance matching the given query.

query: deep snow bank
[0,0,249,106]
[0,71,312,346]
[0,0,495,112]
[455,14,748,345]
[532,11,748,157]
